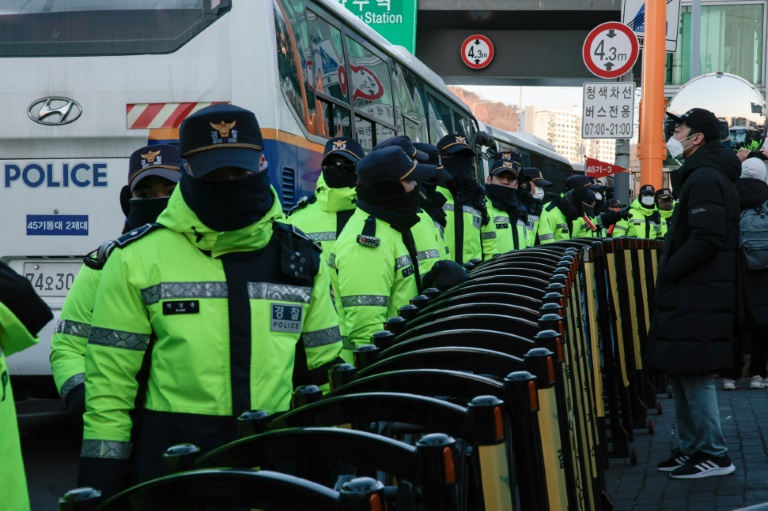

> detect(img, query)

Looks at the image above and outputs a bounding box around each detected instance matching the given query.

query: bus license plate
[23,261,82,298]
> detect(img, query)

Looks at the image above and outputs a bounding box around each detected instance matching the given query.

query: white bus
[477,122,574,195]
[0,0,480,395]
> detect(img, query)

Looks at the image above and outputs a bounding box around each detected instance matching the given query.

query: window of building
[667,3,764,85]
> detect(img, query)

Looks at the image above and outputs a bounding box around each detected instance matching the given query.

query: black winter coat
[736,178,768,326]
[647,140,742,375]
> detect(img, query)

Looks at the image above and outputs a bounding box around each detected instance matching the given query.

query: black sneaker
[669,452,735,479]
[657,448,693,472]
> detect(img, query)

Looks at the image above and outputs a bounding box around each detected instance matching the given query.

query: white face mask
[533,188,545,200]
[594,192,603,201]
[667,133,695,159]
[641,195,655,207]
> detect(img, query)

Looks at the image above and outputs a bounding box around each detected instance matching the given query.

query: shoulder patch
[83,223,164,270]
[275,221,322,253]
[287,195,316,216]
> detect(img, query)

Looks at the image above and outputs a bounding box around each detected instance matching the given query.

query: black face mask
[180,170,273,231]
[322,160,357,188]
[125,197,170,232]
[442,156,475,187]
[485,184,519,211]
[356,180,420,232]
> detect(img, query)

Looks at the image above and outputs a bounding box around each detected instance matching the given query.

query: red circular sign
[582,22,639,79]
[461,35,494,70]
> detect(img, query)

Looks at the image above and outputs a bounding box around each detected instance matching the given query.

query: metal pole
[614,71,632,207]
[691,0,701,77]
[639,0,666,190]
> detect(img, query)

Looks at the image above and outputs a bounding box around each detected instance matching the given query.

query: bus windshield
[0,0,230,57]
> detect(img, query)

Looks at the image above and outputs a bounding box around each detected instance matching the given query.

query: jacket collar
[157,185,285,257]
[314,174,357,213]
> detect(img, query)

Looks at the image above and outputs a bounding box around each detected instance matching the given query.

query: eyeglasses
[321,161,356,174]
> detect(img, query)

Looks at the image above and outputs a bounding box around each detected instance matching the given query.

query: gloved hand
[422,260,468,291]
[599,208,631,226]
[64,382,86,423]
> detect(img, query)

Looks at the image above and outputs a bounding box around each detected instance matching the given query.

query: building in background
[524,106,616,165]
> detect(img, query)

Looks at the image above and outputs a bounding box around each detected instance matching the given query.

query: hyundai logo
[28,97,82,126]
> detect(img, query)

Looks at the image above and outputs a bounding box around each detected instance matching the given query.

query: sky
[458,85,584,110]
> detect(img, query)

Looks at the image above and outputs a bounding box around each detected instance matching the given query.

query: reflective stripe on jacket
[328,208,419,361]
[436,186,484,263]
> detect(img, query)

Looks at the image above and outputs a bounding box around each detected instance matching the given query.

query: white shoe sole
[658,464,686,472]
[670,464,736,479]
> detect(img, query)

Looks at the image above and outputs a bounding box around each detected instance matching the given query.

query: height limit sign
[461,34,494,70]
[583,22,639,79]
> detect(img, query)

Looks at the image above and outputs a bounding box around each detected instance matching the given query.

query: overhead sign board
[461,35,494,70]
[583,22,639,79]
[339,0,419,54]
[582,82,636,139]
[621,0,682,53]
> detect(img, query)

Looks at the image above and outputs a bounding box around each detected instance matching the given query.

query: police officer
[518,167,553,246]
[77,105,344,497]
[612,184,662,239]
[414,142,449,237]
[373,136,447,274]
[329,146,436,361]
[483,156,528,256]
[50,145,182,421]
[655,187,675,238]
[287,136,364,253]
[436,134,490,263]
[538,185,628,243]
[1,262,52,511]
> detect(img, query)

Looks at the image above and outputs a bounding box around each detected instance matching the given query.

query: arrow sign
[583,22,639,79]
[586,157,627,178]
[461,34,494,70]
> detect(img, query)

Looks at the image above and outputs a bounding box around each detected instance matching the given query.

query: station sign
[582,82,636,139]
[339,0,418,54]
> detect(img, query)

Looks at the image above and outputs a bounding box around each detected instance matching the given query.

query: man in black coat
[648,108,741,479]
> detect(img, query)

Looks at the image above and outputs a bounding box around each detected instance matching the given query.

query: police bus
[477,122,574,195]
[0,0,479,394]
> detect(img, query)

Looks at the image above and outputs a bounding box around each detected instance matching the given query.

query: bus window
[319,101,352,138]
[355,116,395,152]
[427,93,454,143]
[274,2,306,129]
[274,0,316,133]
[346,37,395,128]
[0,1,231,57]
[392,63,428,142]
[405,72,429,143]
[307,10,348,103]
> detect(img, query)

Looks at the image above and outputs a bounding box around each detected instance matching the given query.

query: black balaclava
[322,159,358,188]
[442,153,486,211]
[485,184,520,217]
[125,197,170,232]
[420,178,447,227]
[356,179,420,232]
[180,168,274,232]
